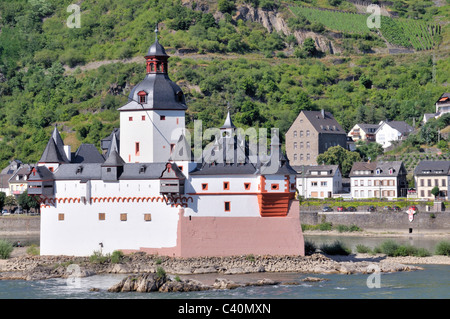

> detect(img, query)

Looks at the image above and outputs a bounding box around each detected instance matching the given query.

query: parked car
[382,206,393,211]
[367,206,376,212]
[393,206,401,212]
[322,206,333,212]
[346,206,357,212]
[15,207,23,214]
[336,206,346,212]
[2,209,10,216]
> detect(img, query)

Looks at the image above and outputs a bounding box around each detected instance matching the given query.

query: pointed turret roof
[105,132,119,159]
[51,126,69,162]
[169,134,193,161]
[220,111,236,130]
[101,150,125,167]
[39,138,67,163]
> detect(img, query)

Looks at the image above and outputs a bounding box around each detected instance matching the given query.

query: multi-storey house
[286,110,348,166]
[414,161,450,200]
[349,161,408,199]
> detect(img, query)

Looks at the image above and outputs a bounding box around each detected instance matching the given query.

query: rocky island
[0,251,422,280]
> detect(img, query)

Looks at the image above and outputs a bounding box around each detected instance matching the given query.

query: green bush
[318,222,333,231]
[356,244,372,254]
[26,244,40,256]
[336,224,362,233]
[156,266,166,280]
[0,239,14,259]
[89,250,109,264]
[376,240,431,257]
[435,241,450,256]
[320,240,351,255]
[304,240,317,255]
[378,240,400,256]
[110,250,124,263]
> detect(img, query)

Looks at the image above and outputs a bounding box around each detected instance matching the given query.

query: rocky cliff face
[231,4,340,54]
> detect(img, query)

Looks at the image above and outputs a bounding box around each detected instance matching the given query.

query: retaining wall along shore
[0,216,40,233]
[300,210,450,232]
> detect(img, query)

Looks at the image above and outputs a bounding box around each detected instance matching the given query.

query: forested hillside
[0,0,448,168]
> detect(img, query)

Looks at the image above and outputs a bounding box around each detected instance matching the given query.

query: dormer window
[139,165,146,174]
[375,168,381,175]
[76,166,83,174]
[176,91,183,102]
[137,91,147,104]
[389,168,394,175]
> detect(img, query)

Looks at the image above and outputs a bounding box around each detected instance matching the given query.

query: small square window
[223,182,230,190]
[129,117,133,121]
[142,115,146,121]
[58,213,64,221]
[99,213,105,221]
[271,184,279,190]
[160,115,166,121]
[120,213,127,221]
[144,213,152,221]
[224,201,231,212]
[244,183,251,190]
[202,183,208,191]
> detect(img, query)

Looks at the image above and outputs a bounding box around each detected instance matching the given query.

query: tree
[0,192,6,209]
[316,145,361,177]
[431,186,440,199]
[4,195,16,211]
[356,141,383,162]
[218,0,236,14]
[302,38,317,57]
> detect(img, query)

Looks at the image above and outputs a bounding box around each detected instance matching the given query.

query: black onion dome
[146,39,168,57]
[124,74,187,110]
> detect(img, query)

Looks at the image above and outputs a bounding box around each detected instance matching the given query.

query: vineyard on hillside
[290,6,441,51]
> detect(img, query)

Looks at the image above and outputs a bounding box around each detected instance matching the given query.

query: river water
[0,264,449,300]
[1,234,449,300]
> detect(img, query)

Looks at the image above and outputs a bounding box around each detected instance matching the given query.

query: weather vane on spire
[155,23,159,41]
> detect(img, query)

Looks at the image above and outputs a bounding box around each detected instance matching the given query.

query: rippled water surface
[1,265,449,299]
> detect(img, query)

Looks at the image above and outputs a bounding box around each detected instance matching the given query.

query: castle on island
[27,29,304,257]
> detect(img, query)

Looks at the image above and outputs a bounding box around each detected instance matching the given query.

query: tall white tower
[118,25,187,163]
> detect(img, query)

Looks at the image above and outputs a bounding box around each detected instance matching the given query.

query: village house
[292,164,343,199]
[0,160,30,197]
[8,164,32,198]
[414,160,450,200]
[285,110,348,166]
[375,120,414,149]
[349,161,408,199]
[422,93,450,123]
[347,123,380,142]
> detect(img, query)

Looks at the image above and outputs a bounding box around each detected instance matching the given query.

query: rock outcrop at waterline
[107,273,282,293]
[0,252,423,282]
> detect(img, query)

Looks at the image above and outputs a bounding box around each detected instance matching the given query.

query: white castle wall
[120,110,185,163]
[40,199,180,256]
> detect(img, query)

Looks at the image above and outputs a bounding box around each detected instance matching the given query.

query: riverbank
[303,229,450,236]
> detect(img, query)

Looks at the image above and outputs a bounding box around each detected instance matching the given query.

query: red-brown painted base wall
[136,200,304,257]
